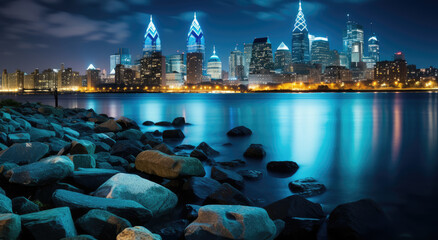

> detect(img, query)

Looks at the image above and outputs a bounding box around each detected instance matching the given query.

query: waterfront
[2,92,438,238]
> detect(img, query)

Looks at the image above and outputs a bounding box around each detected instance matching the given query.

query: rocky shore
[0,100,394,240]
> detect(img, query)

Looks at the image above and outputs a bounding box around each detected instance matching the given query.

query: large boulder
[68,154,96,169]
[264,195,325,220]
[227,126,252,137]
[0,142,49,165]
[110,140,143,158]
[182,177,222,204]
[117,226,161,240]
[93,173,178,217]
[15,118,32,130]
[135,150,205,179]
[172,117,186,127]
[237,170,263,181]
[0,213,21,240]
[52,190,152,224]
[21,207,77,240]
[29,127,56,141]
[116,117,140,130]
[162,129,185,139]
[243,144,266,159]
[34,182,84,204]
[153,143,175,155]
[116,129,143,141]
[211,166,244,189]
[95,120,122,133]
[204,183,254,206]
[76,209,132,239]
[267,161,299,175]
[72,168,120,191]
[195,142,219,157]
[288,178,326,197]
[0,194,12,213]
[70,140,96,155]
[7,133,30,144]
[155,121,172,127]
[8,156,74,186]
[12,197,39,214]
[63,127,80,138]
[185,205,278,240]
[327,199,393,240]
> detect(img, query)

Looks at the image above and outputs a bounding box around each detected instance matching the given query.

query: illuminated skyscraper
[186,12,205,84]
[342,15,364,67]
[110,48,131,74]
[166,53,185,87]
[86,64,100,90]
[141,15,164,86]
[368,35,380,63]
[250,37,273,74]
[291,1,310,63]
[207,46,222,80]
[143,16,161,55]
[274,42,292,72]
[311,37,330,70]
[243,43,253,78]
[229,46,244,80]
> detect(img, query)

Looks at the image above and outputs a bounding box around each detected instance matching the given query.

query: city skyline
[0,0,437,74]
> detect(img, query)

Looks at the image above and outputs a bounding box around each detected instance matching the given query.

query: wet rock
[0,143,7,151]
[162,129,185,139]
[288,178,326,197]
[21,207,77,240]
[68,155,96,169]
[7,133,30,144]
[0,194,12,213]
[182,177,222,204]
[12,197,39,214]
[63,127,80,138]
[264,195,325,220]
[0,163,18,179]
[195,142,219,157]
[243,144,266,159]
[35,182,85,204]
[95,119,122,133]
[140,132,162,147]
[116,117,140,130]
[153,143,175,155]
[52,190,152,224]
[0,142,49,165]
[172,117,186,127]
[190,149,216,166]
[185,205,277,240]
[29,127,56,141]
[327,199,393,240]
[69,122,94,133]
[94,141,111,153]
[155,121,172,126]
[72,168,120,191]
[8,156,74,186]
[70,140,96,155]
[237,169,263,181]
[76,209,131,239]
[50,123,65,138]
[174,144,195,152]
[211,166,244,189]
[267,161,299,175]
[0,213,21,240]
[117,226,161,240]
[185,204,201,221]
[227,126,252,137]
[204,183,254,206]
[37,106,64,117]
[142,121,154,126]
[135,150,205,179]
[153,219,189,240]
[116,129,143,141]
[276,217,323,240]
[90,133,116,146]
[47,138,70,154]
[110,140,143,158]
[93,173,178,217]
[218,159,246,168]
[15,118,32,130]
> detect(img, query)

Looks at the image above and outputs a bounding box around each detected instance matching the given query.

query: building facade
[229,47,244,80]
[274,42,292,73]
[310,38,330,70]
[243,43,253,78]
[342,16,364,68]
[291,1,310,63]
[186,13,205,84]
[375,60,408,83]
[141,16,164,86]
[249,37,273,74]
[207,46,222,80]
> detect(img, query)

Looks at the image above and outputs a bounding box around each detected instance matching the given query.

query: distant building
[1,69,24,91]
[291,1,310,63]
[249,37,273,74]
[275,42,292,73]
[186,13,205,84]
[207,46,222,80]
[110,48,131,74]
[115,64,136,86]
[229,47,244,80]
[86,64,101,90]
[310,37,330,70]
[166,53,185,87]
[243,43,253,78]
[24,69,39,89]
[328,50,340,67]
[325,66,352,83]
[368,35,380,63]
[141,16,164,86]
[394,51,406,61]
[375,60,408,83]
[342,15,364,68]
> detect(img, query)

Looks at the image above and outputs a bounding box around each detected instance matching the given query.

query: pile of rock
[0,102,393,240]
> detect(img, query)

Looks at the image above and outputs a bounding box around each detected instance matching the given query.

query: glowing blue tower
[291,0,310,63]
[187,12,205,54]
[186,12,205,84]
[143,15,161,55]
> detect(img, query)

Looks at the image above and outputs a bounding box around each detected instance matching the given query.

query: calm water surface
[2,92,438,238]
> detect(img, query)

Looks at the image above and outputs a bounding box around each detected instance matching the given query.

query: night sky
[0,0,436,74]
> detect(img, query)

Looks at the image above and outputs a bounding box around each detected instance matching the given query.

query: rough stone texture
[12,197,40,214]
[153,143,175,155]
[110,140,143,158]
[52,190,152,224]
[76,209,132,239]
[162,129,185,139]
[185,205,277,240]
[204,183,254,206]
[93,173,178,217]
[211,166,244,189]
[0,162,18,179]
[63,127,80,138]
[237,170,263,181]
[327,199,393,240]
[72,168,120,191]
[116,117,140,130]
[47,138,70,154]
[29,127,56,141]
[182,177,222,205]
[227,126,252,137]
[21,207,77,240]
[172,117,186,126]
[135,150,205,179]
[8,156,74,186]
[68,154,96,169]
[0,142,49,165]
[117,226,161,240]
[243,144,266,159]
[96,119,122,133]
[264,195,325,220]
[35,182,85,204]
[267,161,299,175]
[70,140,96,155]
[288,178,326,197]
[195,142,219,157]
[16,118,32,130]
[0,194,12,213]
[116,129,143,141]
[7,133,30,144]
[0,213,21,240]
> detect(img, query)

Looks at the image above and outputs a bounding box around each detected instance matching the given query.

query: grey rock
[15,118,32,130]
[288,178,326,197]
[243,144,266,159]
[29,127,56,141]
[7,133,30,144]
[110,140,143,158]
[264,195,325,220]
[218,159,246,168]
[0,162,18,179]
[70,140,96,155]
[61,235,97,240]
[76,209,132,239]
[50,123,65,138]
[211,166,244,189]
[0,142,49,165]
[63,127,80,138]
[0,213,21,240]
[47,138,71,154]
[227,126,252,137]
[171,117,185,126]
[237,169,263,181]
[91,133,116,146]
[0,194,12,213]
[153,219,189,240]
[69,154,96,169]
[182,177,222,204]
[116,129,143,141]
[116,117,140,130]
[162,129,185,139]
[72,168,120,191]
[12,197,39,214]
[69,122,94,133]
[35,182,85,204]
[277,217,323,240]
[153,143,175,155]
[204,183,254,206]
[195,142,219,157]
[267,161,299,175]
[95,119,122,133]
[185,204,201,221]
[94,141,111,153]
[117,226,161,240]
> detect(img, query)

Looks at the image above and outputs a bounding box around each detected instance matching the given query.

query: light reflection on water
[2,92,438,237]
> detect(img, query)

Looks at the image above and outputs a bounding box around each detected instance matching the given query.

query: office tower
[243,43,253,78]
[310,37,330,70]
[291,1,310,63]
[115,64,135,86]
[368,35,380,62]
[274,42,292,72]
[24,69,39,89]
[110,48,132,74]
[249,37,273,74]
[394,51,406,61]
[342,15,364,67]
[229,46,244,80]
[141,15,164,86]
[1,70,7,90]
[328,50,340,67]
[325,66,352,83]
[186,12,205,84]
[207,46,222,80]
[1,70,24,91]
[375,60,407,83]
[110,54,121,74]
[86,64,100,89]
[165,54,185,87]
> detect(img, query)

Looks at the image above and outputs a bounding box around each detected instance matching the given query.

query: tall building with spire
[141,15,165,86]
[207,46,222,80]
[274,42,292,73]
[291,1,310,64]
[186,12,205,84]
